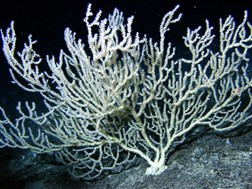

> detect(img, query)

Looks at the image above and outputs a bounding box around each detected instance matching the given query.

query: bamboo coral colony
[0,4,252,179]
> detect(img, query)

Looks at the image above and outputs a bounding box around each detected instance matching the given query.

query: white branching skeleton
[0,4,252,179]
